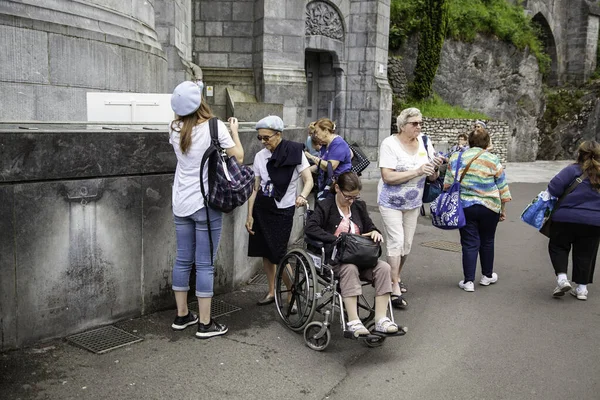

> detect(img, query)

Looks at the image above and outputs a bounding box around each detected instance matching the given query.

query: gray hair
[396,107,422,131]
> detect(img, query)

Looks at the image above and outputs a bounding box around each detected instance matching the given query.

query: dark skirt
[248,194,296,264]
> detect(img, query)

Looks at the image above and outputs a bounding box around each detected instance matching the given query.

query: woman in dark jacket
[305,172,399,337]
[548,140,600,300]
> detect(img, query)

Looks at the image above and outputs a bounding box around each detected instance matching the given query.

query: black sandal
[391,294,408,309]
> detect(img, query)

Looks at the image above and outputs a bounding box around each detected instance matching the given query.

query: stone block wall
[421,118,509,164]
[192,0,255,69]
[343,0,393,169]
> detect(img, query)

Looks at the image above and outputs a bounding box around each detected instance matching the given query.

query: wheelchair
[273,207,407,351]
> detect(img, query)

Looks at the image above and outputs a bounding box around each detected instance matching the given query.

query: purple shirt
[317,136,352,189]
[548,164,600,227]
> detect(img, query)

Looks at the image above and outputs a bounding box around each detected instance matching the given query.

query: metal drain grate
[66,325,143,354]
[188,299,242,318]
[421,240,462,253]
[248,273,269,285]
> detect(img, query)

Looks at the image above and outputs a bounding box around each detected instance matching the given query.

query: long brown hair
[170,100,214,154]
[576,140,600,189]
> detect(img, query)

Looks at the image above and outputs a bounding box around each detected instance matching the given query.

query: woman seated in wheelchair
[305,171,400,337]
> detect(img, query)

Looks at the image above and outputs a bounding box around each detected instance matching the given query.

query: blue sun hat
[255,115,284,132]
[475,120,487,129]
[171,81,202,116]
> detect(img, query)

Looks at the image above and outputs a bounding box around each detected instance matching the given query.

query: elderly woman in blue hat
[169,81,244,339]
[246,115,314,305]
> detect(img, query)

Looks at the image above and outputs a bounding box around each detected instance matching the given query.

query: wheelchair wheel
[364,321,386,348]
[275,249,318,332]
[303,321,331,351]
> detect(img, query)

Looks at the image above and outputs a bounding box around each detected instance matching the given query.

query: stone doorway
[305,50,339,126]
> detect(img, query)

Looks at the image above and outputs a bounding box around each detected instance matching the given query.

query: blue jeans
[459,204,500,282]
[172,207,222,297]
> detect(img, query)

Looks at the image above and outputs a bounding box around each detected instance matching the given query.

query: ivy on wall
[409,0,449,100]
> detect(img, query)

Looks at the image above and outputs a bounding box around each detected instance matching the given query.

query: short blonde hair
[396,107,422,131]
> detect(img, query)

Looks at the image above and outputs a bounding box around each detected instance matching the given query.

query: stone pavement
[2,161,599,400]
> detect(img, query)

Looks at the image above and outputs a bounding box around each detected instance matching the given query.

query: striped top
[443,147,511,213]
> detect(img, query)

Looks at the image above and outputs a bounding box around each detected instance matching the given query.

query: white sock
[577,284,587,292]
[557,273,568,282]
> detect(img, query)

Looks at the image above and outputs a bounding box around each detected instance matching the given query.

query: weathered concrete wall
[396,35,544,162]
[0,0,169,121]
[0,123,306,350]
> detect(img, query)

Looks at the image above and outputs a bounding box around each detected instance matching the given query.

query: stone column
[0,0,167,121]
[344,0,392,179]
[565,1,598,84]
[155,0,194,91]
[254,0,307,127]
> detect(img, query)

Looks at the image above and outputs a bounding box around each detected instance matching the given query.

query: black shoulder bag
[332,213,381,270]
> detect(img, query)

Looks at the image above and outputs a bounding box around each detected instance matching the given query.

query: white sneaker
[480,273,498,286]
[459,280,475,292]
[570,287,588,301]
[553,279,572,297]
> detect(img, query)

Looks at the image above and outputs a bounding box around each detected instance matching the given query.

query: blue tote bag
[430,149,485,230]
[520,190,556,230]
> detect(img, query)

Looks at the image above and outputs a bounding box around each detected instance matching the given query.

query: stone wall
[421,118,509,164]
[0,0,168,121]
[192,0,254,69]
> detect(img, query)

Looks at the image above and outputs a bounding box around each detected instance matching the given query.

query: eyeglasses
[407,121,422,127]
[257,133,277,142]
[340,189,360,201]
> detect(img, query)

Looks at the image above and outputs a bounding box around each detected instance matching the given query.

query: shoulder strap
[201,117,220,266]
[208,117,220,148]
[459,149,486,182]
[553,172,588,212]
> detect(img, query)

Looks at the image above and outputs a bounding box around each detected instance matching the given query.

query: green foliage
[410,0,449,100]
[542,88,585,129]
[397,93,490,119]
[389,0,550,73]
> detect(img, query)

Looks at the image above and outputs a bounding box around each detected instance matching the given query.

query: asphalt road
[2,179,599,400]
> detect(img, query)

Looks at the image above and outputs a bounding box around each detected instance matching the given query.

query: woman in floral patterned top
[378,108,444,308]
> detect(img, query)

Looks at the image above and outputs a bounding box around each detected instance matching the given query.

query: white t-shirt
[253,148,310,209]
[169,119,235,217]
[377,134,435,210]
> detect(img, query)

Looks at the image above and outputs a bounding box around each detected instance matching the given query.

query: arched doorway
[532,12,559,86]
[305,51,341,126]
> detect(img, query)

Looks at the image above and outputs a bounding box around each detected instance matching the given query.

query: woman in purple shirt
[548,141,600,300]
[304,118,352,200]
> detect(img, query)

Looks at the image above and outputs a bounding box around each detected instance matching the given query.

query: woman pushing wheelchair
[305,172,403,337]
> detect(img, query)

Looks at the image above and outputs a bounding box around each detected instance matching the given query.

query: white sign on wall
[87,93,174,123]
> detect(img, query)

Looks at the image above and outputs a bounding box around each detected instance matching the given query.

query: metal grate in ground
[66,325,143,354]
[421,240,462,253]
[248,273,269,285]
[188,299,242,318]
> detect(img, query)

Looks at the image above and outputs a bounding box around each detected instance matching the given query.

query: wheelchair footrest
[343,330,382,340]
[371,327,407,337]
